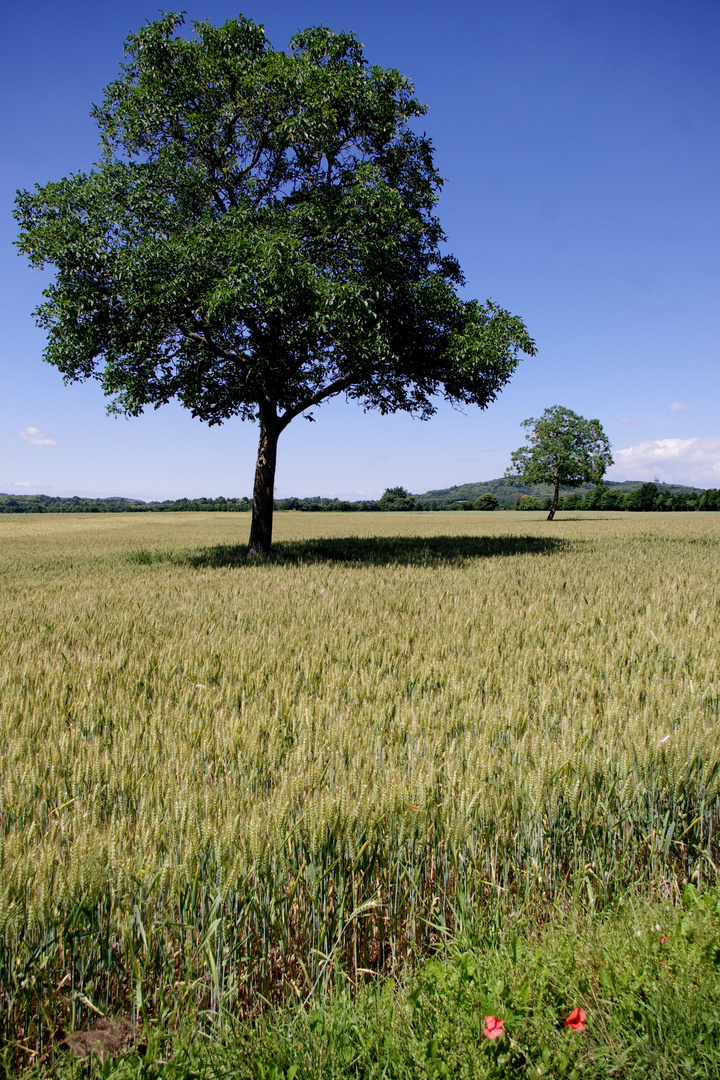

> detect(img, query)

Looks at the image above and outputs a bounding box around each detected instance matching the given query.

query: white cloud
[670,402,691,413]
[16,426,58,446]
[616,417,642,426]
[609,437,720,486]
[13,481,33,488]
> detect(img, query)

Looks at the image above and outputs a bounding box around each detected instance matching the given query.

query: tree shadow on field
[182,533,569,569]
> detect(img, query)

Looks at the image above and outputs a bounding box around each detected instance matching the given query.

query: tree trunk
[248,418,279,555]
[547,478,560,521]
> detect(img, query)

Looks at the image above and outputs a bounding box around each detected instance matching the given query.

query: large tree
[507,406,613,521]
[15,13,535,553]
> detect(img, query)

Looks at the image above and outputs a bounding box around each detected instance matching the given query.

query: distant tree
[698,489,720,511]
[515,495,544,510]
[625,482,658,512]
[474,492,499,511]
[379,486,415,511]
[599,486,625,510]
[654,490,676,512]
[581,484,606,510]
[14,13,535,555]
[507,406,613,521]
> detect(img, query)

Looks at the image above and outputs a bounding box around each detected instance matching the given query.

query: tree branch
[278,373,357,430]
[183,325,249,376]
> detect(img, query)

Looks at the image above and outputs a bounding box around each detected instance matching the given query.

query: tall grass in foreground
[0,512,718,1053]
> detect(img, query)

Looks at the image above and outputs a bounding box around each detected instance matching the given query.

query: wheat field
[1,510,718,1047]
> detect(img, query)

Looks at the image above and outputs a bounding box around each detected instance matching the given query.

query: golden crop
[0,510,718,1043]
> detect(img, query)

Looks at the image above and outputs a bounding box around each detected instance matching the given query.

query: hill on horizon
[414,477,706,507]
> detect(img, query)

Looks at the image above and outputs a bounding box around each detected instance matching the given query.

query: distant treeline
[0,493,384,514]
[513,483,720,512]
[277,484,720,512]
[1,482,719,514]
[0,494,253,514]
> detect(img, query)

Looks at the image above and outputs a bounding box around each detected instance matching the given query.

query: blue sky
[2,0,718,499]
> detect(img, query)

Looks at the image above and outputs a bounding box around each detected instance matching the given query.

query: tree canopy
[15,12,536,552]
[507,406,613,520]
[379,486,416,511]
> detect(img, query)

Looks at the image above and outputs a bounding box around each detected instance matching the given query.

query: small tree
[379,486,415,511]
[474,492,499,511]
[563,491,584,511]
[14,13,535,554]
[599,486,625,510]
[625,482,659,512]
[507,406,613,521]
[581,484,606,510]
[699,489,720,511]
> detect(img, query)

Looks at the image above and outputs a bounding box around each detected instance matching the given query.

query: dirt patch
[57,1018,140,1062]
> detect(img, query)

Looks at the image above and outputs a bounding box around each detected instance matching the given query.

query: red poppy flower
[659,936,668,943]
[564,1008,587,1031]
[483,1015,504,1039]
